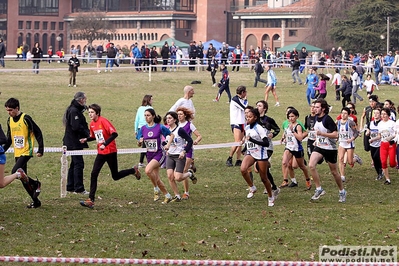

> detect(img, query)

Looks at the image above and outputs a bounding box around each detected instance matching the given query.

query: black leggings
[370,146,382,175]
[342,94,351,108]
[89,152,135,201]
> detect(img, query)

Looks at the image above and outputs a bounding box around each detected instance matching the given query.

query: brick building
[0,0,314,55]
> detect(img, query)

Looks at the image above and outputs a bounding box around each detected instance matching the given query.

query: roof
[148,37,190,49]
[277,42,323,52]
[235,0,315,15]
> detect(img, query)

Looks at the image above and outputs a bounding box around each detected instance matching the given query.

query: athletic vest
[338,120,355,149]
[314,115,337,150]
[10,113,35,157]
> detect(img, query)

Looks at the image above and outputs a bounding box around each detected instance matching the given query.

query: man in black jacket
[105,43,116,72]
[63,92,90,194]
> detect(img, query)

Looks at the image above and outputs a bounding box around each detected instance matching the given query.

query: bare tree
[308,0,361,50]
[70,9,115,45]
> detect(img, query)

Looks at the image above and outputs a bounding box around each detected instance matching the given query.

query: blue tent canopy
[202,39,234,51]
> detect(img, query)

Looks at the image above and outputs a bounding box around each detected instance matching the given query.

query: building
[1,0,313,55]
[233,0,315,52]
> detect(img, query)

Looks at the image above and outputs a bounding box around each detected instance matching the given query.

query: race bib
[94,130,105,143]
[316,136,329,147]
[381,130,391,140]
[145,139,158,152]
[308,131,316,140]
[370,131,378,138]
[14,136,24,149]
[246,141,257,151]
[339,132,349,141]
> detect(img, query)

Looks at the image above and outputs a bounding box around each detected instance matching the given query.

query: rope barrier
[2,256,393,265]
[5,141,288,156]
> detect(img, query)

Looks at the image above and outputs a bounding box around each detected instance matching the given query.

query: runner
[240,108,274,206]
[308,98,346,203]
[164,111,197,202]
[137,109,174,203]
[281,108,311,189]
[79,104,141,208]
[337,107,360,183]
[366,108,383,180]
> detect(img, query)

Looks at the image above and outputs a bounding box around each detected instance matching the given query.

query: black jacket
[68,56,80,72]
[62,100,89,150]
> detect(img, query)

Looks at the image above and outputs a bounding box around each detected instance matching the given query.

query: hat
[369,95,378,102]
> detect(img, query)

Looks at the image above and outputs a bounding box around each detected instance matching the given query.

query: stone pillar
[241,20,245,48]
[170,20,175,39]
[281,19,285,48]
[137,21,141,42]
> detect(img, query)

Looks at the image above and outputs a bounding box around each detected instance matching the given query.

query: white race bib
[145,139,158,152]
[14,136,24,149]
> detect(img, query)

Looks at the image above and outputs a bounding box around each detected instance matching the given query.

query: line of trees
[309,0,399,53]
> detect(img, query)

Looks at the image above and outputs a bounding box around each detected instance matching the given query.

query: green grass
[0,60,399,265]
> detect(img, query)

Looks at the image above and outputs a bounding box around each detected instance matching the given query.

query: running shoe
[354,154,363,165]
[288,182,298,188]
[311,188,326,200]
[268,197,275,207]
[154,190,160,201]
[338,190,347,203]
[188,169,197,184]
[132,165,141,180]
[182,193,189,200]
[171,196,182,202]
[305,180,312,190]
[27,200,41,209]
[32,179,41,199]
[235,160,242,166]
[376,172,384,180]
[162,196,172,204]
[279,180,289,188]
[80,199,94,208]
[275,102,280,107]
[190,160,197,173]
[272,188,280,199]
[74,190,89,195]
[341,176,346,182]
[138,163,145,168]
[16,168,29,183]
[247,186,257,199]
[226,157,233,167]
[384,180,391,185]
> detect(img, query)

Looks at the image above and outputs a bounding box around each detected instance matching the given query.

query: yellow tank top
[10,113,35,157]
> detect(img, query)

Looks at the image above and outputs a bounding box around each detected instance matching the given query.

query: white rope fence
[1,256,394,265]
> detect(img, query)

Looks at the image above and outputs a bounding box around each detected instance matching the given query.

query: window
[286,18,307,28]
[59,22,63,30]
[43,21,47,30]
[0,0,7,14]
[289,30,297,37]
[51,22,55,30]
[26,21,31,29]
[34,21,40,30]
[18,21,24,30]
[19,0,59,16]
[73,0,106,11]
[246,19,281,28]
[175,20,190,29]
[141,20,170,29]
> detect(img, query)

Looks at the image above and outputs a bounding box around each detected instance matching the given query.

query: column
[170,20,175,39]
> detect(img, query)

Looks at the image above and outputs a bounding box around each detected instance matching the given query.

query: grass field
[0,60,398,265]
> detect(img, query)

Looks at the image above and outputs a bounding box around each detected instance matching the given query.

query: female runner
[176,107,202,200]
[240,108,274,206]
[366,108,383,180]
[337,107,360,182]
[281,108,311,189]
[137,109,174,203]
[164,111,196,202]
